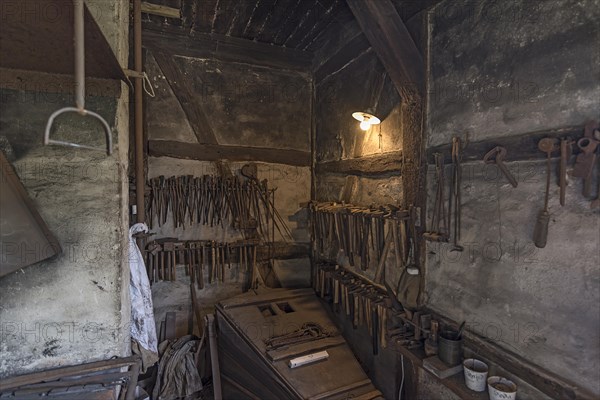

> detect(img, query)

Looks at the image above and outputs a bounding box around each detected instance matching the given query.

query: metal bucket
[438,330,462,365]
[463,358,488,391]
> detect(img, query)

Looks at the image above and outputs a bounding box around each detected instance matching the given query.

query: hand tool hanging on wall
[571,120,599,198]
[483,146,518,188]
[310,202,409,272]
[449,137,464,251]
[559,138,572,206]
[424,153,449,242]
[313,263,431,354]
[533,138,558,248]
[147,174,292,242]
[145,239,259,288]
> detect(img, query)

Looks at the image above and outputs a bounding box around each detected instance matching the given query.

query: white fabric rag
[128,223,158,356]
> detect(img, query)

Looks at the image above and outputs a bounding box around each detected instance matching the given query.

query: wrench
[483,146,518,187]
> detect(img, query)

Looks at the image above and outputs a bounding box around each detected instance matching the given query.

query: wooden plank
[143,24,312,71]
[152,51,218,144]
[308,379,371,400]
[0,0,125,81]
[212,0,240,34]
[141,2,180,19]
[0,68,121,98]
[148,140,311,166]
[257,242,310,261]
[314,33,371,82]
[295,0,342,50]
[192,0,218,32]
[0,357,139,391]
[219,288,314,309]
[346,0,424,96]
[267,336,346,361]
[316,151,403,176]
[426,125,586,164]
[0,151,62,277]
[227,0,258,37]
[241,0,278,40]
[258,0,301,43]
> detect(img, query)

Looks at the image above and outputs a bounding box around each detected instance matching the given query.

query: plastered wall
[425,0,600,395]
[0,0,130,377]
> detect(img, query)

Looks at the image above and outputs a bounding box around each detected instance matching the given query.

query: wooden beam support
[316,151,403,176]
[141,2,180,19]
[143,24,313,72]
[0,68,121,98]
[148,140,311,167]
[152,51,218,145]
[426,125,586,164]
[346,0,424,96]
[257,242,310,261]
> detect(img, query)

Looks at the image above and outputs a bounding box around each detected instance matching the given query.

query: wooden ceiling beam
[143,23,313,71]
[346,0,424,97]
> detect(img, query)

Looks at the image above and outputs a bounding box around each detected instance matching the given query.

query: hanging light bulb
[360,119,372,131]
[352,111,381,132]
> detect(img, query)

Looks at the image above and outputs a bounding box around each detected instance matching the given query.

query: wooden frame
[0,150,61,277]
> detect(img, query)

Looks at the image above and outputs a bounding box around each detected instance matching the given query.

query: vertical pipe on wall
[133,0,145,223]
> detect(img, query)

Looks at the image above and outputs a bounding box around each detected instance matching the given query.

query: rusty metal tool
[533,138,558,248]
[559,138,571,206]
[424,153,449,242]
[483,146,518,187]
[571,120,599,198]
[449,137,464,251]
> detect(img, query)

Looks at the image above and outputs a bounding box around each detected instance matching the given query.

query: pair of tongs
[44,0,112,155]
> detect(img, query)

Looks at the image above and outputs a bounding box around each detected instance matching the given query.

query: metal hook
[44,107,113,154]
[43,0,112,155]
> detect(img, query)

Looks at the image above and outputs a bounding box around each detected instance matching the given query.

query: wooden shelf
[0,0,125,81]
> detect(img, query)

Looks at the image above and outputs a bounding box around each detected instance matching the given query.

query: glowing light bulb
[360,120,371,131]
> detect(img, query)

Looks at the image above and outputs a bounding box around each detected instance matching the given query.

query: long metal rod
[74,0,85,110]
[134,0,145,223]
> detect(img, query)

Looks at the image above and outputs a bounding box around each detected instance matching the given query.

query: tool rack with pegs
[314,263,433,355]
[147,174,292,242]
[309,201,416,273]
[145,239,260,290]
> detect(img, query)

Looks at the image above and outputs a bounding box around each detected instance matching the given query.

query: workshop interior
[0,0,598,399]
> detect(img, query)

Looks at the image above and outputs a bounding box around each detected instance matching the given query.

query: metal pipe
[74,0,85,110]
[134,0,145,223]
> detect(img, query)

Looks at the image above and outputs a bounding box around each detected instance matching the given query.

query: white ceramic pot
[463,358,488,392]
[487,376,517,400]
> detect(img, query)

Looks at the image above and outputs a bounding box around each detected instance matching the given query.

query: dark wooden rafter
[191,0,218,32]
[295,0,343,50]
[346,0,424,97]
[256,0,298,42]
[149,140,311,166]
[314,32,371,81]
[272,0,307,45]
[152,51,218,144]
[226,0,258,37]
[143,24,312,71]
[241,0,278,39]
[284,0,335,48]
[212,0,239,34]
